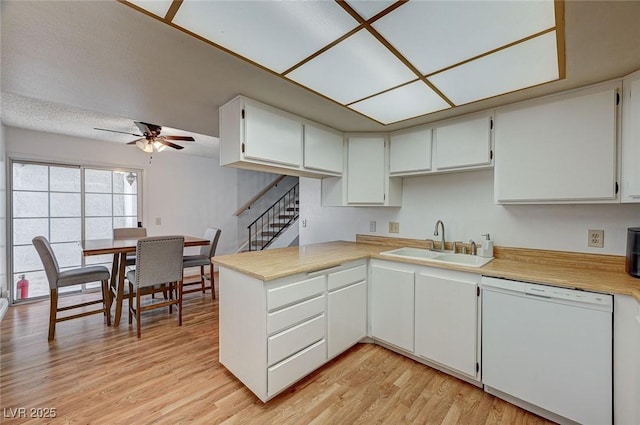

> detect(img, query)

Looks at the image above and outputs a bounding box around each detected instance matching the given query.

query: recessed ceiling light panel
[349,81,451,124]
[346,0,398,20]
[287,30,417,104]
[172,0,359,73]
[372,0,556,75]
[429,31,560,106]
[127,0,174,18]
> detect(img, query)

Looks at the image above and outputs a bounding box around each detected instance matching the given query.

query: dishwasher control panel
[481,276,613,309]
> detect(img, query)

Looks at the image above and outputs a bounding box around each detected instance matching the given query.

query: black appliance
[627,227,640,278]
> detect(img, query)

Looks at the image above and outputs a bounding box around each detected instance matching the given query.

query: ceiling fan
[94,121,195,152]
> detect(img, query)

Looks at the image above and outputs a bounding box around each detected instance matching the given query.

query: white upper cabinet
[389,127,432,175]
[621,70,640,203]
[322,135,402,207]
[243,102,302,167]
[219,96,343,178]
[347,136,386,204]
[494,82,620,204]
[433,113,493,171]
[303,124,343,174]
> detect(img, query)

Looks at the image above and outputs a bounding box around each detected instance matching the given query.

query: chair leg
[210,264,216,300]
[178,280,183,327]
[48,289,58,341]
[136,289,142,338]
[168,283,173,314]
[128,282,134,325]
[103,279,111,326]
[200,266,205,294]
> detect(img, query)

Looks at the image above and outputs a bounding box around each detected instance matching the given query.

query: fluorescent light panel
[346,0,397,20]
[430,31,560,106]
[350,81,451,124]
[373,0,556,75]
[127,0,173,18]
[172,0,358,73]
[287,30,417,104]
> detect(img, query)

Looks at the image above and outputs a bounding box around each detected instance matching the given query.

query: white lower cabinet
[219,261,367,402]
[613,295,640,425]
[370,263,415,352]
[415,270,480,379]
[327,265,367,359]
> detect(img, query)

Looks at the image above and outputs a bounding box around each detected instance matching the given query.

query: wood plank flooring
[0,281,555,424]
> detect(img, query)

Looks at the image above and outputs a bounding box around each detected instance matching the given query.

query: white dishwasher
[481,276,613,425]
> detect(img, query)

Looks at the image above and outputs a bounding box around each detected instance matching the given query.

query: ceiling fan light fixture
[126,172,136,186]
[153,141,167,152]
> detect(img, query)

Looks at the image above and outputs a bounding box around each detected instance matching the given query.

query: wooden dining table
[82,235,210,326]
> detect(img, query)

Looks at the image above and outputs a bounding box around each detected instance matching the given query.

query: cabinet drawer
[268,314,325,366]
[328,265,366,291]
[268,339,327,398]
[267,295,325,335]
[267,276,325,311]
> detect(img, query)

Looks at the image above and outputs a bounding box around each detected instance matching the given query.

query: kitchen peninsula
[213,236,640,423]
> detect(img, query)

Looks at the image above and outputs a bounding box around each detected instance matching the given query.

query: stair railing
[248,183,299,251]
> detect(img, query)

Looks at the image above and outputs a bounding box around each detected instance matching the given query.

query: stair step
[261,231,279,237]
[286,207,299,212]
[278,214,296,219]
[251,240,269,247]
[270,223,288,228]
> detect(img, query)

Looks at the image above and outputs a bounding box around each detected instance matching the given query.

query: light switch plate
[588,229,604,248]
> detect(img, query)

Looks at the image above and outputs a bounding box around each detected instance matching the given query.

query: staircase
[248,183,299,251]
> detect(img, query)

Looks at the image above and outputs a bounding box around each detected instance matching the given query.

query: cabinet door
[244,103,302,167]
[433,115,492,171]
[415,273,478,378]
[621,73,640,202]
[389,128,432,175]
[370,264,414,352]
[328,281,367,359]
[347,136,386,204]
[304,124,343,174]
[495,84,619,203]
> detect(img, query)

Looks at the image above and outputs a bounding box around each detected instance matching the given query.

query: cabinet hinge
[616,92,620,106]
[241,143,245,153]
[476,362,480,373]
[615,182,619,194]
[477,287,480,296]
[490,150,493,160]
[241,109,245,119]
[490,118,494,130]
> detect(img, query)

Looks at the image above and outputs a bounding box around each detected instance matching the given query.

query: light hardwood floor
[0,279,555,425]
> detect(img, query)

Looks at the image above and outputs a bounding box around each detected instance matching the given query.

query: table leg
[109,254,118,311]
[114,252,127,326]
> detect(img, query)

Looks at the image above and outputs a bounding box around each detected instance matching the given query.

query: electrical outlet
[588,229,604,248]
[155,217,162,225]
[302,219,307,228]
[369,221,376,232]
[389,222,400,234]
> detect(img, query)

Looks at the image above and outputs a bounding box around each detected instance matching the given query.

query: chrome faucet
[469,239,477,255]
[433,220,446,252]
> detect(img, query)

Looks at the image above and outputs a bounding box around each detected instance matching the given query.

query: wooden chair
[126,236,184,338]
[32,236,111,341]
[182,228,221,300]
[113,227,147,266]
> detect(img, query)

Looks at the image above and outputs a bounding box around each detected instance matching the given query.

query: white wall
[5,127,239,256]
[299,170,640,256]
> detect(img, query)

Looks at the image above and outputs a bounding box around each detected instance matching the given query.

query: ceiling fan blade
[156,139,184,150]
[163,135,195,141]
[95,127,142,137]
[127,138,147,145]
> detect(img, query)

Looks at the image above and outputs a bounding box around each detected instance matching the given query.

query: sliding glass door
[10,161,141,303]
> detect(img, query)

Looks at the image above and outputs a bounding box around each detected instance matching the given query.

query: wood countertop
[213,237,640,302]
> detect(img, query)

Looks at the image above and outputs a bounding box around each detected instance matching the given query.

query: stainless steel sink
[380,247,493,268]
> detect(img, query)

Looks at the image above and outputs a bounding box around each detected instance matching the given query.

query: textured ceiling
[2,1,640,158]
